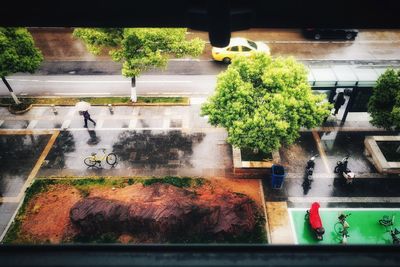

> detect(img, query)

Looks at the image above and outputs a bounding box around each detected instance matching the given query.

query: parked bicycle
[378,215,400,245]
[84,148,117,168]
[334,212,351,244]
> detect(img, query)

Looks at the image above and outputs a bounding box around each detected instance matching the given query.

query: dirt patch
[209,178,263,207]
[19,184,82,243]
[10,178,265,244]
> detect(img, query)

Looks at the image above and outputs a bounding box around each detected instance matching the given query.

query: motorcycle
[334,156,355,184]
[305,156,317,182]
[305,202,325,240]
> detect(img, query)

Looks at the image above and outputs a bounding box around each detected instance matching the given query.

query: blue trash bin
[271,164,286,189]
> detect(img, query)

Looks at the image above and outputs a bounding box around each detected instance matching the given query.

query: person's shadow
[302,177,312,195]
[87,129,100,145]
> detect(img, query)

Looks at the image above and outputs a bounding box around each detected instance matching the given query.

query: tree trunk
[130,76,137,102]
[1,76,21,104]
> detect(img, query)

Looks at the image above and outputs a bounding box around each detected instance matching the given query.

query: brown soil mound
[19,184,82,243]
[70,183,258,242]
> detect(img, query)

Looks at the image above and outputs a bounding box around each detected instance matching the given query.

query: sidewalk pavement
[1,103,397,244]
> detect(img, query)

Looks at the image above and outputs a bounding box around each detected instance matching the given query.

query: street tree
[368,68,400,130]
[201,53,331,154]
[73,28,204,102]
[0,28,43,104]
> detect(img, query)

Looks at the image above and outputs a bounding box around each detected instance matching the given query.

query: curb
[0,102,190,108]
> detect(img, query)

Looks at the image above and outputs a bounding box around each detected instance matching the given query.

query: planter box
[232,147,281,177]
[364,136,400,174]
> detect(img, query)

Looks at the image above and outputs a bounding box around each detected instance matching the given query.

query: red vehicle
[306,202,325,240]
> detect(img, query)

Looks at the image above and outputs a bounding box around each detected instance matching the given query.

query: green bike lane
[289,208,400,244]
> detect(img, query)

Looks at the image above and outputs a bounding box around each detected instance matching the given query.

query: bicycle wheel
[84,157,97,167]
[379,216,393,227]
[106,153,117,166]
[334,222,344,235]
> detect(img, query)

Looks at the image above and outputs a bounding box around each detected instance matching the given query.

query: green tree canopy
[73,28,204,77]
[368,69,400,130]
[0,27,43,77]
[201,53,331,153]
[0,27,43,105]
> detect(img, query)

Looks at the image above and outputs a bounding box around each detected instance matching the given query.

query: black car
[303,28,359,40]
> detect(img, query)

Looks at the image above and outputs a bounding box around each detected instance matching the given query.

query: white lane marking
[128,119,137,129]
[288,197,400,203]
[61,120,71,129]
[26,120,38,129]
[7,79,192,84]
[96,119,104,129]
[163,118,170,129]
[289,207,400,211]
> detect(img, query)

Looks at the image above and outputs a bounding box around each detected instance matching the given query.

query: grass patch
[0,96,188,106]
[141,176,205,188]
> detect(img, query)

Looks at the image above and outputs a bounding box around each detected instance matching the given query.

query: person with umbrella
[75,101,96,128]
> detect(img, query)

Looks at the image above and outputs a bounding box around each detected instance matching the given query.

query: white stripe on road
[288,197,400,203]
[7,79,192,84]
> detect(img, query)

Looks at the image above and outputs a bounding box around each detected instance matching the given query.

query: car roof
[228,37,252,46]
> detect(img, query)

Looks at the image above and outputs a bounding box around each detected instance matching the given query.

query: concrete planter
[232,147,281,177]
[364,136,400,174]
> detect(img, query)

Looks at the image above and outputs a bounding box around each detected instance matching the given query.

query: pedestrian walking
[333,92,346,115]
[83,110,96,128]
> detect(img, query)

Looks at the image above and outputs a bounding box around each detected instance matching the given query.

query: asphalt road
[0,75,217,97]
[30,28,400,61]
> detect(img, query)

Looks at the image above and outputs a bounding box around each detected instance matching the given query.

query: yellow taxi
[211,37,270,63]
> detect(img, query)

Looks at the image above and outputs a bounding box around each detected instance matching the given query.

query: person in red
[309,202,325,240]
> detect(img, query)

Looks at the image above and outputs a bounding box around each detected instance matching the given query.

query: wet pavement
[267,130,400,209]
[0,134,51,197]
[30,28,400,62]
[2,104,400,243]
[39,129,232,178]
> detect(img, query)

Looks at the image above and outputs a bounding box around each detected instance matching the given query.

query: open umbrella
[75,101,91,112]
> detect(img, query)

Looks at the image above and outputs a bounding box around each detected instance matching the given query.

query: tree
[0,28,43,104]
[368,69,400,130]
[73,28,204,102]
[201,53,331,154]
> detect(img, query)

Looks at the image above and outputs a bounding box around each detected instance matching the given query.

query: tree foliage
[368,69,400,130]
[0,27,43,77]
[201,53,331,153]
[73,28,204,77]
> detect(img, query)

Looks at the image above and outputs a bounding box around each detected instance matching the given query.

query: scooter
[305,156,317,182]
[305,202,325,240]
[334,156,355,184]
